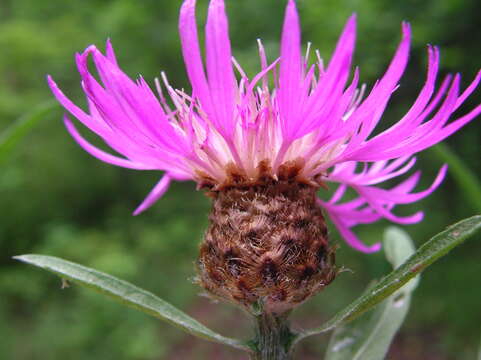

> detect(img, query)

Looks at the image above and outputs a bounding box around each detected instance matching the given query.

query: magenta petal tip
[133,175,172,216]
[401,21,411,37]
[364,242,382,253]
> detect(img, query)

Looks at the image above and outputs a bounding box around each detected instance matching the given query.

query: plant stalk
[250,312,294,360]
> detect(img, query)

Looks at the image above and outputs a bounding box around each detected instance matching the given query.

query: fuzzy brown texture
[197,166,336,314]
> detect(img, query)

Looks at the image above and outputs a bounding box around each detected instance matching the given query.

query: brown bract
[197,161,336,314]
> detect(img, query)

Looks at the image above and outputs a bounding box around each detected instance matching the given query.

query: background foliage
[0,0,479,359]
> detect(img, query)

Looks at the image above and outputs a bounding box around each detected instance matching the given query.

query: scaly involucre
[48,0,481,253]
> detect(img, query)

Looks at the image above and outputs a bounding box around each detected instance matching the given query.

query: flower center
[197,179,336,314]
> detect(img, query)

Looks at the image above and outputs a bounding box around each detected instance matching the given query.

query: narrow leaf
[293,215,481,345]
[13,254,252,352]
[325,227,419,360]
[383,227,419,293]
[0,101,57,164]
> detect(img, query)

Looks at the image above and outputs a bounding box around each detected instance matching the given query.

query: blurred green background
[0,0,480,359]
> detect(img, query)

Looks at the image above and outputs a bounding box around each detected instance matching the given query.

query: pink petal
[179,0,213,114]
[330,216,382,253]
[299,15,357,138]
[345,22,411,152]
[319,199,382,253]
[105,39,118,65]
[133,174,172,215]
[205,0,236,138]
[278,0,302,139]
[64,115,155,170]
[47,75,106,135]
[454,69,481,110]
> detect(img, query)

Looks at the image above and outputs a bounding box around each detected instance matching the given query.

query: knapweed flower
[48,0,480,312]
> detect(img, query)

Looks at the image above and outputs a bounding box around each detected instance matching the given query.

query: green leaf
[383,227,419,293]
[430,143,481,212]
[293,215,481,346]
[13,254,252,353]
[324,227,419,360]
[0,101,57,164]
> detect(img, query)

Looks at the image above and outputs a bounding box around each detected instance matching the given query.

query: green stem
[251,312,295,360]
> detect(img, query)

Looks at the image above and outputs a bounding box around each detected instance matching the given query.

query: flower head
[48,0,480,255]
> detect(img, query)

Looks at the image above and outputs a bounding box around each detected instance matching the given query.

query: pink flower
[48,0,480,253]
